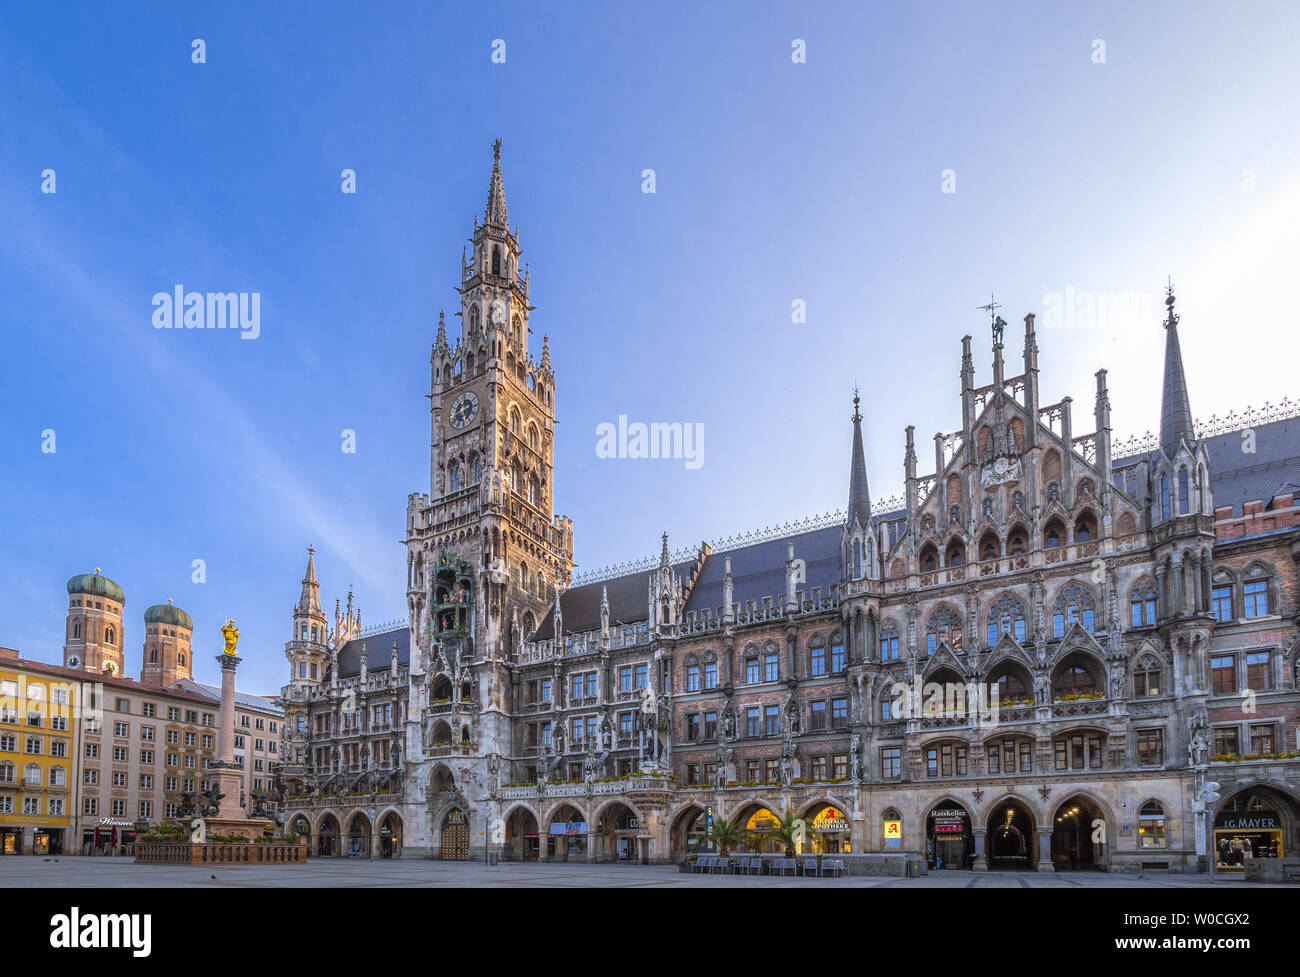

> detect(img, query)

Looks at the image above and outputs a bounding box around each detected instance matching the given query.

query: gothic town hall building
[277,144,1300,872]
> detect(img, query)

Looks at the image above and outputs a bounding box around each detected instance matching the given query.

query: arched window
[1138,802,1166,848]
[1007,524,1028,556]
[178,653,186,667]
[72,620,81,639]
[1130,586,1157,627]
[809,636,827,677]
[469,453,482,484]
[448,461,461,493]
[1133,654,1161,697]
[518,562,528,592]
[1178,468,1190,514]
[149,647,158,664]
[521,611,535,639]
[879,626,900,661]
[986,595,1027,645]
[1074,510,1097,543]
[509,407,521,436]
[945,539,965,567]
[979,530,999,562]
[1044,517,1065,549]
[1053,653,1100,696]
[1242,566,1272,618]
[491,246,501,276]
[919,544,938,573]
[989,666,1029,704]
[1053,583,1096,636]
[526,477,539,506]
[1160,474,1170,521]
[926,606,963,654]
[829,632,845,673]
[469,305,480,335]
[685,656,700,692]
[527,423,539,453]
[105,626,115,645]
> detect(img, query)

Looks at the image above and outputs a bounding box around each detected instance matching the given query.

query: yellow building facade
[0,650,79,855]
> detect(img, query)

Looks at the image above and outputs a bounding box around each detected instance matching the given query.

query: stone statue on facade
[1033,672,1050,706]
[849,732,862,783]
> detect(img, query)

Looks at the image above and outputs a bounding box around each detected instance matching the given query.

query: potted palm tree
[705,817,743,857]
[761,809,805,869]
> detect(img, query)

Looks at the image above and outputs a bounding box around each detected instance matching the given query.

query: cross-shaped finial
[1164,277,1178,329]
[977,292,1002,323]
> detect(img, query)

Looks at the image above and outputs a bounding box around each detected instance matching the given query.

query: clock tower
[404,140,574,791]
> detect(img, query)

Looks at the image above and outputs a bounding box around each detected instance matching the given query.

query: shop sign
[932,808,967,833]
[813,807,849,833]
[1216,811,1279,831]
[549,821,587,836]
[883,819,902,846]
[97,817,137,828]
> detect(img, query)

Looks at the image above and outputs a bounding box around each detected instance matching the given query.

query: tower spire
[485,137,508,228]
[846,388,871,529]
[298,545,322,616]
[1158,278,1196,458]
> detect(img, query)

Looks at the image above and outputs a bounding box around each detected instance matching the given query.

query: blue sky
[2,1,1298,694]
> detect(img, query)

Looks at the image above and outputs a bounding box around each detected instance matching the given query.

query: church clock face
[450,391,478,428]
[67,655,80,668]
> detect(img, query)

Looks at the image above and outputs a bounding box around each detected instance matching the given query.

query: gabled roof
[334,627,410,679]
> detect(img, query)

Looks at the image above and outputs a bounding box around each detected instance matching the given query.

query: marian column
[212,619,249,820]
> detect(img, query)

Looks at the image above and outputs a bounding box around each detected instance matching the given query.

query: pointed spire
[435,310,447,350]
[1158,279,1196,458]
[297,545,322,617]
[485,138,508,228]
[846,388,871,529]
[539,334,551,373]
[660,531,671,568]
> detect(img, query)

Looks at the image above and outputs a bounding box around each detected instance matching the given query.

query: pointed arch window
[509,407,521,436]
[72,620,81,640]
[926,607,963,654]
[879,626,900,661]
[491,246,501,276]
[105,626,116,646]
[1178,468,1189,514]
[448,461,461,493]
[1134,654,1161,697]
[468,453,483,485]
[830,632,845,673]
[809,636,827,677]
[527,423,539,453]
[1130,586,1157,627]
[1052,583,1096,637]
[1160,474,1170,522]
[986,595,1027,645]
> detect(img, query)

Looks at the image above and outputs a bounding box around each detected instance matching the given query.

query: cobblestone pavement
[0,856,1277,887]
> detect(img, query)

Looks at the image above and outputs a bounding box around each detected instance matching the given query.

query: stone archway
[1051,794,1108,870]
[545,802,588,862]
[378,810,403,859]
[671,804,709,857]
[985,798,1037,870]
[594,800,642,862]
[504,805,540,862]
[926,798,974,870]
[316,812,341,858]
[345,811,371,858]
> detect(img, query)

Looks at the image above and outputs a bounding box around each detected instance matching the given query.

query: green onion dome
[66,572,125,605]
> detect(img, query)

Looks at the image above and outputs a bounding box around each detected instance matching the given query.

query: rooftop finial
[978,292,1005,347]
[493,137,502,161]
[1164,277,1179,330]
[852,384,862,423]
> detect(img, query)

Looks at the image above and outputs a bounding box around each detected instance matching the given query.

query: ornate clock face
[68,655,80,668]
[450,392,478,428]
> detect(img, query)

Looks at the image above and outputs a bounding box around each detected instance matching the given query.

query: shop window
[1138,802,1166,848]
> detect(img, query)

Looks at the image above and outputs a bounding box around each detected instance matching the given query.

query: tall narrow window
[1178,468,1189,514]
